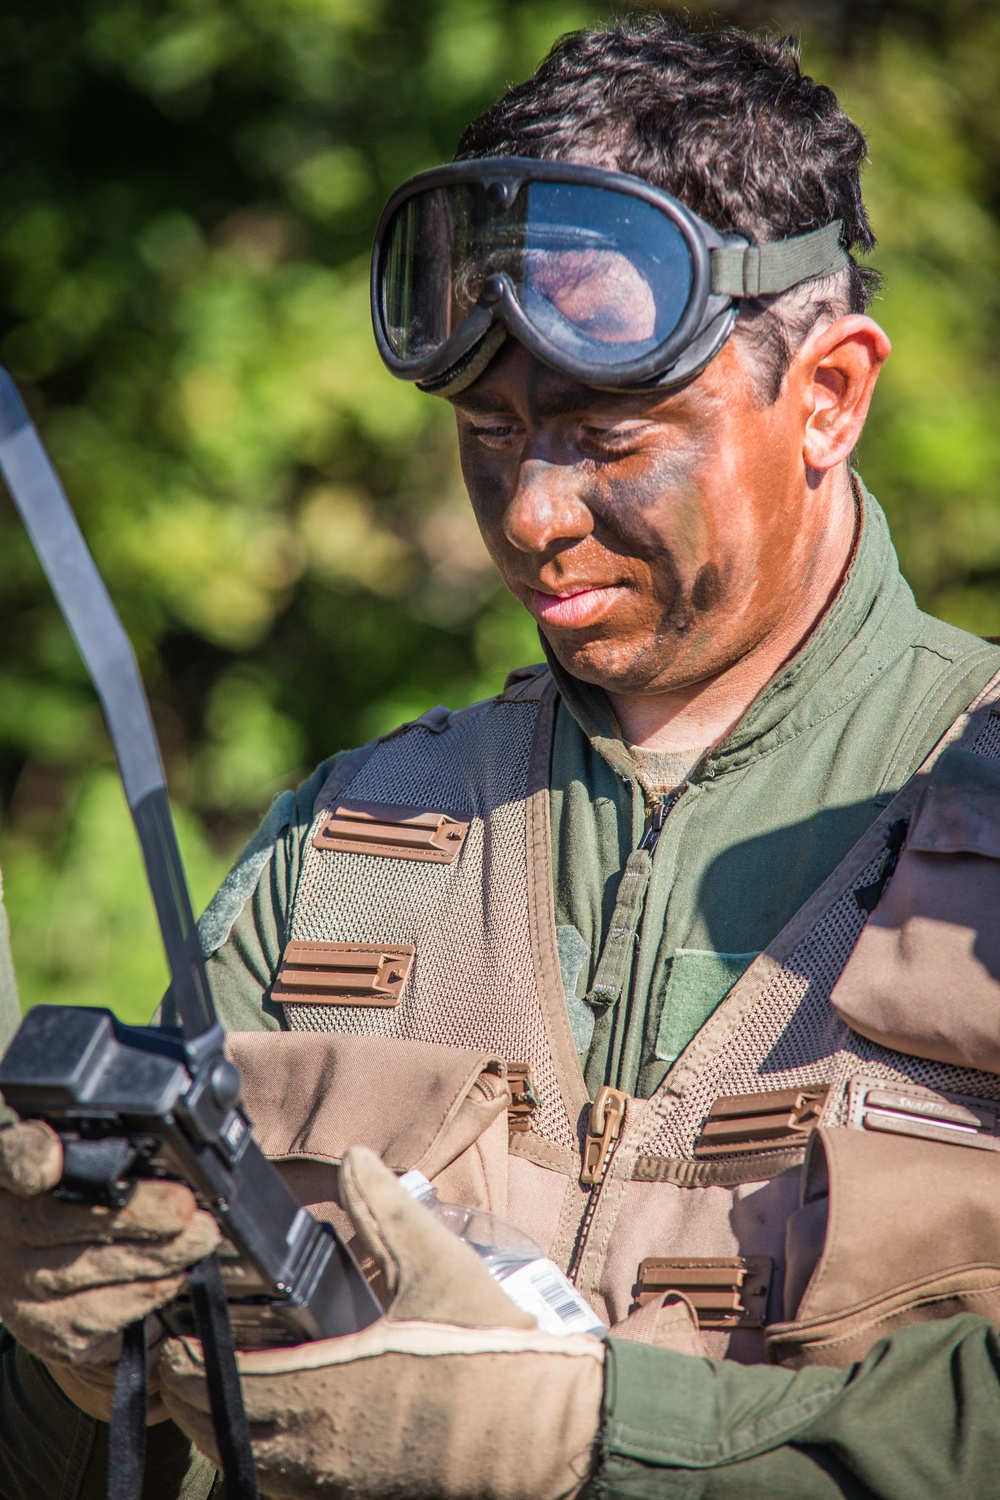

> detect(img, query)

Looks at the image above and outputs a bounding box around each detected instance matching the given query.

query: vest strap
[847,1075,1000,1152]
[693,1084,831,1159]
[273,940,415,1007]
[635,1256,774,1331]
[312,797,471,864]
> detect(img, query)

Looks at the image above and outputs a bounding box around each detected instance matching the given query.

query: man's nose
[503,458,594,554]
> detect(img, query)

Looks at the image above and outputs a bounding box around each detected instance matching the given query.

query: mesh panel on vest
[286,683,1000,1173]
[967,707,1000,759]
[285,698,579,1152]
[639,707,1000,1159]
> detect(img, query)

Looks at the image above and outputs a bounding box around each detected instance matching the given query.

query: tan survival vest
[230,665,1000,1368]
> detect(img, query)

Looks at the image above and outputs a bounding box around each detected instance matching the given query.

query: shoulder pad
[500,663,550,702]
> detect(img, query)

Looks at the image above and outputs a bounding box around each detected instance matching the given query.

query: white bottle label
[396,1169,603,1338]
[499,1259,605,1338]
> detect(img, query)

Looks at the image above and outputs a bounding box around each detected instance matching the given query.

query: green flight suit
[4,487,1000,1498]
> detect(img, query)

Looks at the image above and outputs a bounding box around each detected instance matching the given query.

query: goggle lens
[381,179,694,369]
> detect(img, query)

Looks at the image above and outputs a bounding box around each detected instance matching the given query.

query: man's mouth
[528,584,626,629]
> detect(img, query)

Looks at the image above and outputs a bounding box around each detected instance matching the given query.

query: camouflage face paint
[452,338,822,701]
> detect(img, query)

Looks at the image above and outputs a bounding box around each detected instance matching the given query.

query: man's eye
[582,423,645,450]
[469,423,518,445]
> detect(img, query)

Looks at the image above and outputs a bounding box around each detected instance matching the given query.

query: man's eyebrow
[448,390,511,416]
[451,383,632,419]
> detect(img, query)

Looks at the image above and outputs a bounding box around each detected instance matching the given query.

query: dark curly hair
[456,13,879,400]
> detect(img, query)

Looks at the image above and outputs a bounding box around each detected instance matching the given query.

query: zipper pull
[638,786,684,854]
[581,1085,627,1186]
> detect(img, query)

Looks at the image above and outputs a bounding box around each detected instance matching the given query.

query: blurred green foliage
[0,0,999,1022]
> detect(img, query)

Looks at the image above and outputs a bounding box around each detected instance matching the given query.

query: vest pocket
[765,1124,1000,1368]
[832,746,1000,1071]
[225,1031,514,1239]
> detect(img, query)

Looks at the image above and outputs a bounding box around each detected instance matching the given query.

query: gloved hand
[160,1146,606,1500]
[0,1118,220,1421]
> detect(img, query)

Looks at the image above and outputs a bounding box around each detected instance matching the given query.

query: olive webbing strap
[582,786,689,1012]
[107,1319,147,1500]
[188,1253,261,1500]
[710,221,849,298]
[583,848,652,1011]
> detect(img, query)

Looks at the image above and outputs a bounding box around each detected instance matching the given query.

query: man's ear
[796,314,891,475]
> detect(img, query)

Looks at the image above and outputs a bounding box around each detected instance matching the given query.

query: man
[5,14,1000,1499]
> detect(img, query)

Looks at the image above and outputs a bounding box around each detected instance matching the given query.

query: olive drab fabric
[240,658,1000,1364]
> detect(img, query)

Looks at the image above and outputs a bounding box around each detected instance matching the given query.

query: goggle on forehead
[371,158,849,397]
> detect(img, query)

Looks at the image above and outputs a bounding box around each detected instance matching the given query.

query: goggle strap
[711,221,848,298]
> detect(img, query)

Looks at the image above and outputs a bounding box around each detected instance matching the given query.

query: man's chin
[541,632,680,698]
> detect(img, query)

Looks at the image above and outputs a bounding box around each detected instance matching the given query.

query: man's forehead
[449,345,671,419]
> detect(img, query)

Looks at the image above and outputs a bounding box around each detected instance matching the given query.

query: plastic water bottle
[398,1169,605,1338]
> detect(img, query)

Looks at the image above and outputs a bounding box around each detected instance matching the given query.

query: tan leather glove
[0,1118,220,1421]
[160,1146,605,1500]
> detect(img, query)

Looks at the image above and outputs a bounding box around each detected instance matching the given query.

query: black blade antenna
[0,370,221,1058]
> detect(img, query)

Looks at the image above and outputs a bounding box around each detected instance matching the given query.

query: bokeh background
[0,0,998,1023]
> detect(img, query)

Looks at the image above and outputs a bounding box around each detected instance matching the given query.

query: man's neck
[607,471,859,752]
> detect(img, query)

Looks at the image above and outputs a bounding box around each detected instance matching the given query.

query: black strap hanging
[188,1253,261,1500]
[107,1318,147,1500]
[104,1263,260,1500]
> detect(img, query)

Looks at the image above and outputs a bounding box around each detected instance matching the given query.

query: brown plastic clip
[635,1256,773,1329]
[693,1084,830,1159]
[581,1086,628,1185]
[506,1062,538,1133]
[273,940,415,1007]
[313,797,470,864]
[848,1075,1000,1152]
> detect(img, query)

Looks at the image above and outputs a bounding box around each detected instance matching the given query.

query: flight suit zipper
[568,787,686,1282]
[637,787,680,851]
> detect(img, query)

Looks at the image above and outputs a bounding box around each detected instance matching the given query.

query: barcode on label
[536,1275,583,1320]
[501,1259,604,1338]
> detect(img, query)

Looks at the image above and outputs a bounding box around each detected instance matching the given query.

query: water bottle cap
[397,1168,435,1202]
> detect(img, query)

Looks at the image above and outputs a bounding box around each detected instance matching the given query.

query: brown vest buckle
[313,798,470,863]
[693,1084,830,1158]
[635,1256,773,1329]
[506,1062,538,1133]
[848,1074,1000,1151]
[272,940,415,1007]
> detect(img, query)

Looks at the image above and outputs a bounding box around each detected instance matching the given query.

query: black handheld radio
[0,371,380,1494]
